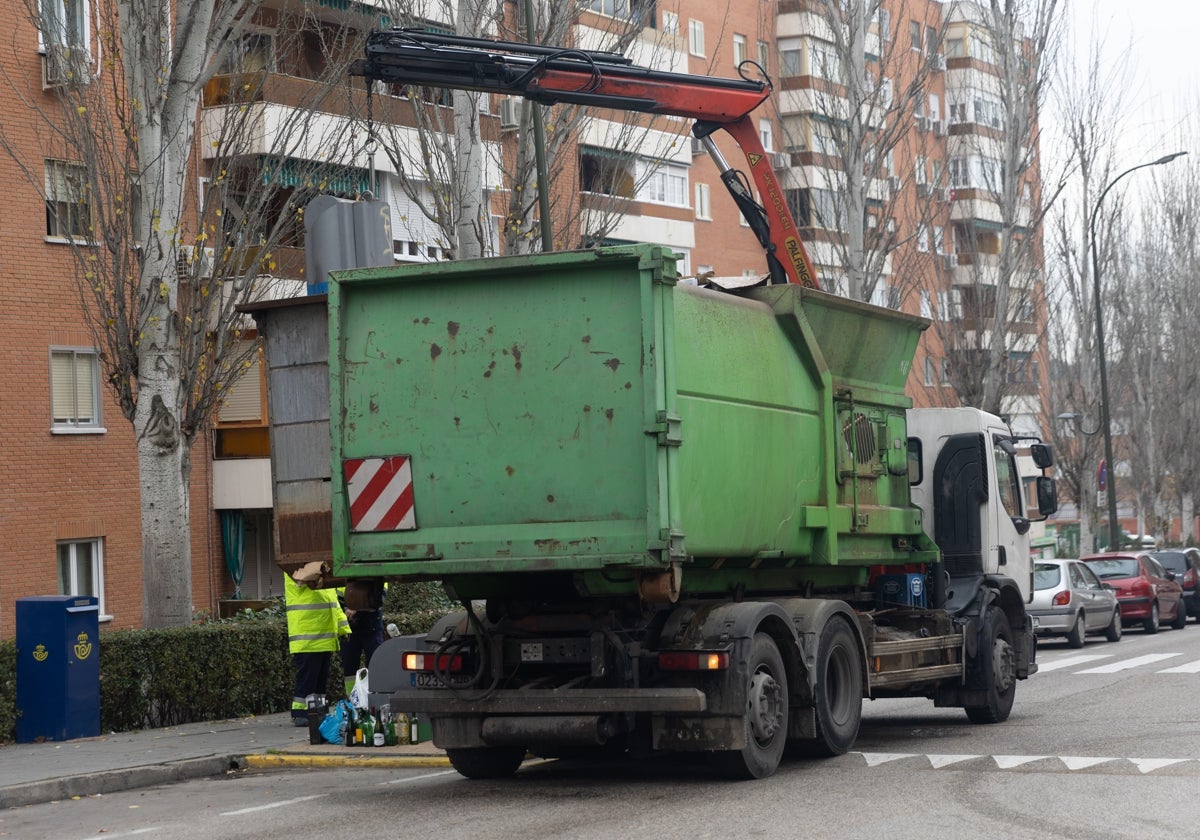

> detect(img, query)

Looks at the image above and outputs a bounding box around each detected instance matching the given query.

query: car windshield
[1033,563,1061,590]
[1153,552,1187,573]
[1084,558,1140,579]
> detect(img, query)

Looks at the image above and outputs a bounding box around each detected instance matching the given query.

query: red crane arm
[351,29,819,289]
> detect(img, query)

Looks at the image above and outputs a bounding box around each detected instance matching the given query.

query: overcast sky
[1070,0,1199,160]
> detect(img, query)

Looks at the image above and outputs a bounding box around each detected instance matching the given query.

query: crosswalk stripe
[1061,756,1116,770]
[1158,659,1200,673]
[1036,654,1111,672]
[994,755,1049,769]
[861,753,915,766]
[1131,758,1188,774]
[1076,653,1182,673]
[927,754,977,768]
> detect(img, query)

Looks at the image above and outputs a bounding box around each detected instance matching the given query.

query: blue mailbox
[16,595,101,742]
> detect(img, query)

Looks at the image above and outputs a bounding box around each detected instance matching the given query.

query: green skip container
[327,245,935,601]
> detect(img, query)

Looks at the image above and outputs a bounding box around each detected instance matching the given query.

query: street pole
[1088,151,1187,550]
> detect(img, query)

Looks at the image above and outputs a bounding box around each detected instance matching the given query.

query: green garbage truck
[254,243,1057,780]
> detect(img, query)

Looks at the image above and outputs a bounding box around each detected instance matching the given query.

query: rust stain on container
[605,408,614,422]
[484,360,496,379]
[511,344,522,371]
[430,343,442,360]
[603,358,621,372]
[581,335,591,344]
[506,465,515,476]
[547,494,555,503]
[447,320,460,338]
[534,539,562,553]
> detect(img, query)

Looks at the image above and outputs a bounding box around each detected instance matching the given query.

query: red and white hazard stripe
[343,455,416,532]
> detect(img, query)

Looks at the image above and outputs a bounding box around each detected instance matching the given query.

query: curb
[244,754,452,770]
[1,755,241,810]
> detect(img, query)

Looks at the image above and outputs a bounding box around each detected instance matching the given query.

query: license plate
[410,672,470,688]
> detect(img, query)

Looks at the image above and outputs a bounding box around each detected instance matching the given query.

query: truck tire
[790,616,862,757]
[964,606,1016,725]
[715,633,788,779]
[446,746,527,780]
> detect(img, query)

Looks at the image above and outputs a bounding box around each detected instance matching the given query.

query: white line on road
[1035,654,1112,672]
[1076,653,1182,673]
[80,830,165,840]
[220,793,328,816]
[380,769,459,785]
[1158,659,1200,673]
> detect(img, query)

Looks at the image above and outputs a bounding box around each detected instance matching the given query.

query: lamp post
[1088,151,1187,550]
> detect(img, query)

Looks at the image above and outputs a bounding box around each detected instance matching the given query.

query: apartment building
[0,0,1048,634]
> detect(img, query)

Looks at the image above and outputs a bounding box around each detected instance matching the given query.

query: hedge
[0,581,453,744]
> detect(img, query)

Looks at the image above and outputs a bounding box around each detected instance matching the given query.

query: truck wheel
[715,633,788,780]
[791,617,863,757]
[1065,613,1085,648]
[964,606,1016,725]
[446,747,526,780]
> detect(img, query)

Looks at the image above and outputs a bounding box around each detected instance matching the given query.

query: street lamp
[1088,151,1187,551]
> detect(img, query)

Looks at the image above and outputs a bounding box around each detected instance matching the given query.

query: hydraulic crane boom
[350,28,820,288]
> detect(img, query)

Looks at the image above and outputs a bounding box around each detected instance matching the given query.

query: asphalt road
[6,620,1199,840]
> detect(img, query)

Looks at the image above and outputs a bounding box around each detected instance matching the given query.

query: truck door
[987,432,1029,598]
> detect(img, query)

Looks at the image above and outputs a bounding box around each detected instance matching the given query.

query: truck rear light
[657,651,729,671]
[1052,590,1071,606]
[403,652,464,673]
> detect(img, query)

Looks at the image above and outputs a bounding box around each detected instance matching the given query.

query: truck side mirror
[1035,476,1058,519]
[1030,442,1054,469]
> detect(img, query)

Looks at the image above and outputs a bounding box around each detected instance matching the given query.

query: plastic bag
[349,667,370,710]
[319,699,354,745]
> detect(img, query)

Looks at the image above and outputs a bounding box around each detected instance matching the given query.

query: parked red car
[1081,552,1186,634]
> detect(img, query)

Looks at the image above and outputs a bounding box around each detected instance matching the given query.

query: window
[810,39,842,82]
[219,31,274,74]
[917,224,929,252]
[59,539,105,617]
[579,147,636,198]
[993,438,1022,518]
[925,25,937,54]
[878,9,891,42]
[688,19,705,56]
[733,33,746,68]
[933,225,945,254]
[662,10,679,35]
[757,39,769,72]
[787,187,846,232]
[910,21,921,51]
[51,348,101,431]
[914,156,928,185]
[779,38,801,76]
[638,159,688,206]
[924,356,935,386]
[759,118,773,151]
[928,94,940,122]
[45,159,91,240]
[920,290,933,319]
[694,182,711,220]
[946,37,966,58]
[40,0,88,48]
[586,0,638,21]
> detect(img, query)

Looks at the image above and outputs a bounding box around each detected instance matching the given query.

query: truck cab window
[992,439,1021,518]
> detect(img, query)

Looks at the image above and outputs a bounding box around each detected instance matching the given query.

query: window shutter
[219,346,263,423]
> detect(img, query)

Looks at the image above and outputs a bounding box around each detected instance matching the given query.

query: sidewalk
[0,712,449,810]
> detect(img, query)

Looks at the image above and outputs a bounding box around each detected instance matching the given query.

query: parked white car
[1029,558,1122,647]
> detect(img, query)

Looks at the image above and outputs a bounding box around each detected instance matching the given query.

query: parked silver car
[1030,558,1122,647]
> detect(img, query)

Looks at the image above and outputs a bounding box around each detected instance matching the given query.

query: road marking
[1131,758,1189,774]
[1076,653,1182,673]
[927,754,977,768]
[994,755,1049,769]
[1158,659,1200,673]
[1061,756,1116,770]
[80,830,164,840]
[220,794,328,816]
[1036,654,1112,672]
[379,769,459,785]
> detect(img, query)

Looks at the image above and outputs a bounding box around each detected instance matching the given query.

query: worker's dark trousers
[341,609,384,679]
[291,651,332,721]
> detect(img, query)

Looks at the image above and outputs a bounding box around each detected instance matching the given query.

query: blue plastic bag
[319,699,353,745]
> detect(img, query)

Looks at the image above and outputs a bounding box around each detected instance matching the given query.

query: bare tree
[1042,16,1131,554]
[924,0,1061,418]
[3,0,371,625]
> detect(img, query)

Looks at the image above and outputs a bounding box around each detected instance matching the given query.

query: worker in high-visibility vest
[285,573,350,726]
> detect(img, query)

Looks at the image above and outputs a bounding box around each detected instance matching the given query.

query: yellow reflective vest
[284,574,350,654]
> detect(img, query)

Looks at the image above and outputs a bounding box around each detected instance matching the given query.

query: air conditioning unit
[887,175,902,192]
[916,115,929,132]
[942,253,957,271]
[772,152,791,170]
[691,136,705,155]
[936,187,950,202]
[498,97,521,130]
[42,44,88,90]
[177,245,215,278]
[931,119,945,136]
[916,181,933,197]
[931,53,947,71]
